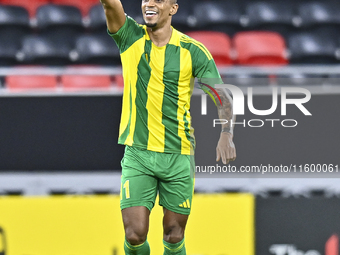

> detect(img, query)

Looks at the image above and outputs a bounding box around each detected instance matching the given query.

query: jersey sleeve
[107,15,144,54]
[192,44,223,88]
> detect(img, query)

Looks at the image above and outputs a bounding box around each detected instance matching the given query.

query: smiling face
[142,0,178,28]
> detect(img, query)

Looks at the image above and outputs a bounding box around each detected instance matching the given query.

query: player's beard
[145,22,157,28]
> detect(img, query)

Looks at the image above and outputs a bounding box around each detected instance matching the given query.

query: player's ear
[169,3,178,16]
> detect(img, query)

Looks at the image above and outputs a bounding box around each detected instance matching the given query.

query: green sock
[124,238,150,255]
[163,238,186,255]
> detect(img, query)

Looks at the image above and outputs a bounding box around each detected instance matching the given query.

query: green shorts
[120,146,195,215]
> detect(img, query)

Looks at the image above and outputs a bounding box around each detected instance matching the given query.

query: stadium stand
[5,75,58,91]
[186,31,233,66]
[0,5,30,66]
[233,31,288,65]
[0,5,30,30]
[287,31,338,64]
[0,0,48,17]
[36,4,84,42]
[297,1,340,32]
[0,0,339,85]
[87,2,149,32]
[122,0,143,24]
[51,0,99,16]
[88,4,107,33]
[61,75,112,91]
[19,35,73,65]
[0,30,23,66]
[243,1,296,37]
[171,0,195,32]
[193,1,243,36]
[72,34,120,66]
[114,74,124,88]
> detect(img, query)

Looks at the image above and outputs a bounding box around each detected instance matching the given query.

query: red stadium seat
[186,31,233,66]
[233,31,288,65]
[114,75,124,88]
[0,0,49,17]
[51,0,99,16]
[61,75,112,91]
[6,75,58,91]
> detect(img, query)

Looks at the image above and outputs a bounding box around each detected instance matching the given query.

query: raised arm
[100,0,126,33]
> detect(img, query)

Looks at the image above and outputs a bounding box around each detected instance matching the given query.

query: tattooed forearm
[214,88,235,135]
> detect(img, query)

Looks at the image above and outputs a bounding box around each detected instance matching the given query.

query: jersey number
[120,180,130,200]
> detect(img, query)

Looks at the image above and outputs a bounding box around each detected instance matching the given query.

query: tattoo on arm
[214,88,235,135]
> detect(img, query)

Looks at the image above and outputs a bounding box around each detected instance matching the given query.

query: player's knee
[125,226,148,245]
[163,225,184,244]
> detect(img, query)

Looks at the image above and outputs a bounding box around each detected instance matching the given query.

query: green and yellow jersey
[109,16,221,155]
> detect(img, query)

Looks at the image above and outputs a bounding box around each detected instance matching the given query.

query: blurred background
[0,0,340,254]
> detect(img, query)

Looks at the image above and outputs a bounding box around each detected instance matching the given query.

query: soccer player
[100,0,236,254]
